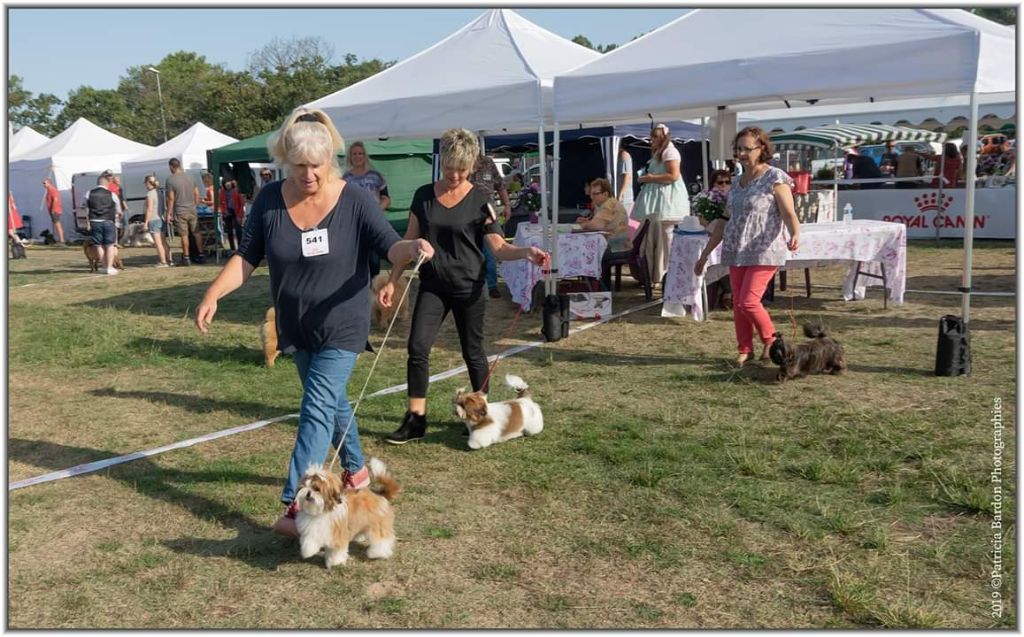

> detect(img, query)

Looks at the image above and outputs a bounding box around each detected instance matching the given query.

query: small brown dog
[370,272,411,329]
[83,238,125,270]
[261,307,279,367]
[769,323,847,382]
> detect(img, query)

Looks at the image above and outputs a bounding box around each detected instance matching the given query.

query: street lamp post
[147,66,168,142]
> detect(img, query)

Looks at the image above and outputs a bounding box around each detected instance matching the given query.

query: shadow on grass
[77,278,271,325]
[125,336,268,367]
[518,347,710,368]
[8,267,91,277]
[8,437,301,570]
[89,387,293,422]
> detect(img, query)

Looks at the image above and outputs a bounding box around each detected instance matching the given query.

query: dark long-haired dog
[769,323,846,382]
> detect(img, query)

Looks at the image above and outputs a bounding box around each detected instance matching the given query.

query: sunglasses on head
[296,113,320,123]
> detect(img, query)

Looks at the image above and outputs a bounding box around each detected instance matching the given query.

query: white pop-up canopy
[554,8,1014,124]
[306,8,599,139]
[8,126,50,160]
[552,8,1014,326]
[306,8,600,281]
[120,122,237,198]
[741,92,1016,133]
[8,118,153,238]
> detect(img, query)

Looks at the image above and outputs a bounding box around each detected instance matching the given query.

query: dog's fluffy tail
[368,457,401,501]
[505,374,531,398]
[261,307,279,367]
[803,323,829,339]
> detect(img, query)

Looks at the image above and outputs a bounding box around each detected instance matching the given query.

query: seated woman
[576,178,631,255]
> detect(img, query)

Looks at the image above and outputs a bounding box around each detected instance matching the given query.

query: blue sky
[8,7,689,100]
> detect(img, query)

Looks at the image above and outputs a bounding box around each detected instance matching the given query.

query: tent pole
[961,91,979,327]
[935,149,946,243]
[833,142,839,211]
[547,122,558,297]
[701,116,709,190]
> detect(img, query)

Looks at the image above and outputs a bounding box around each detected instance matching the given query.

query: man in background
[165,157,205,265]
[42,177,65,244]
[879,141,899,178]
[895,146,924,189]
[469,140,512,299]
[83,174,122,275]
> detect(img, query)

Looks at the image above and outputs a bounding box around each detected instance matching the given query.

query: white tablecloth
[500,224,607,311]
[662,220,907,320]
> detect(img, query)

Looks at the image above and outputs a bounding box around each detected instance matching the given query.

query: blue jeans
[484,243,497,290]
[281,348,364,504]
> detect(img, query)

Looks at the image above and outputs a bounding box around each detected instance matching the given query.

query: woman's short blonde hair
[267,108,345,178]
[439,128,479,171]
[144,175,160,189]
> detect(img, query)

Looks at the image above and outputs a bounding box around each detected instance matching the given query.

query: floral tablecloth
[500,224,607,311]
[663,220,907,320]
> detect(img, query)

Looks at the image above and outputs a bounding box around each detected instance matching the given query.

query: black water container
[934,314,971,376]
[542,294,570,342]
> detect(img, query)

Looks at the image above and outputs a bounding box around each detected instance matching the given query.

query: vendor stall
[771,124,948,232]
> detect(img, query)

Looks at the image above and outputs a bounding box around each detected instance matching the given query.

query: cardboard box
[568,292,612,320]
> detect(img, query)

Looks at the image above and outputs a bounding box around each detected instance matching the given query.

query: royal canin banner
[835,187,1015,239]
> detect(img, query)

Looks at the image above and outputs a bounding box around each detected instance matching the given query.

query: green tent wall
[207,134,433,236]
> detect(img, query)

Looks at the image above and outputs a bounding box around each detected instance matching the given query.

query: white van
[492,157,513,179]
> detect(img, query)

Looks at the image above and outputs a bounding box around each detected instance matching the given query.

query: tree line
[10,8,1011,144]
[8,37,391,145]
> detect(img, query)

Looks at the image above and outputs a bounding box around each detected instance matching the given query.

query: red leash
[479,303,524,393]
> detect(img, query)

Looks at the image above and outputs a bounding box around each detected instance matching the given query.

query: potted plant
[691,188,728,228]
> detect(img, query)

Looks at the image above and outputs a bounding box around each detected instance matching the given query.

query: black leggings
[407,284,488,398]
[222,214,241,251]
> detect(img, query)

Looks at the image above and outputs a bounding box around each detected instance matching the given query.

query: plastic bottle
[842,203,853,223]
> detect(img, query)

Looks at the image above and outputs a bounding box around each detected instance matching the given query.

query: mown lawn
[6,240,1016,628]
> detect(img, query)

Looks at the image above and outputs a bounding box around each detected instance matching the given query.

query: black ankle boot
[385,411,427,445]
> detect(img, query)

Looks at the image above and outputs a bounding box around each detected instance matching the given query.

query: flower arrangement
[523,182,542,213]
[691,188,728,224]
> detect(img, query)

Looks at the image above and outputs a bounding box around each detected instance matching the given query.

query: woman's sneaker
[385,412,427,445]
[271,501,300,538]
[343,466,370,489]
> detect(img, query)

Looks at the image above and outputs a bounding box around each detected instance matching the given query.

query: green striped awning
[770,124,947,151]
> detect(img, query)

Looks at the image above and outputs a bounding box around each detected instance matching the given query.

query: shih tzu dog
[370,272,411,329]
[261,307,279,367]
[295,458,400,569]
[769,323,847,382]
[453,374,544,450]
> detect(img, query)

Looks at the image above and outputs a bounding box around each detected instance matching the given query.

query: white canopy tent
[741,92,1016,133]
[8,118,153,239]
[8,126,50,160]
[306,9,599,139]
[306,8,600,270]
[119,122,237,200]
[553,8,1015,325]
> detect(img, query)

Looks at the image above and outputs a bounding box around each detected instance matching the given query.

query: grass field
[6,240,1016,628]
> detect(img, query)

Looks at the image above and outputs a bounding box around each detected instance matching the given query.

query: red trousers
[728,265,779,353]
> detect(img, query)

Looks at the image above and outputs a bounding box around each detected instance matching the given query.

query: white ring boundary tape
[9,298,664,491]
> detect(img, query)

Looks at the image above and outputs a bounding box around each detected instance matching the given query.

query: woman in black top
[379,128,548,444]
[195,108,432,538]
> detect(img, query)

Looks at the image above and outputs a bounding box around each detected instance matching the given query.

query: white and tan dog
[453,374,544,450]
[294,458,400,569]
